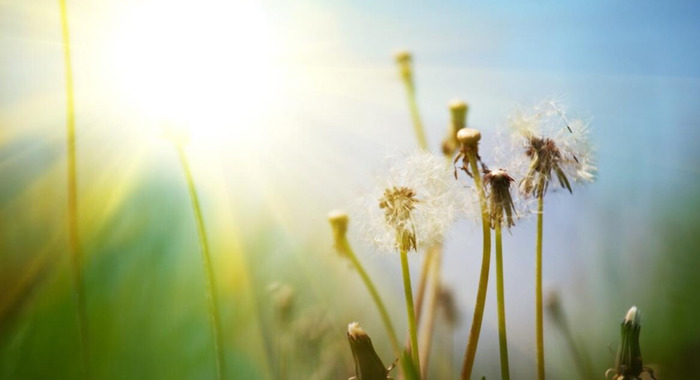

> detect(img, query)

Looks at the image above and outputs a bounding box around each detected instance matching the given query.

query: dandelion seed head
[359,151,470,254]
[509,100,597,197]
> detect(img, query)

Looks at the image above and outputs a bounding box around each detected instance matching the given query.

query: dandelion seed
[510,100,597,197]
[361,152,466,254]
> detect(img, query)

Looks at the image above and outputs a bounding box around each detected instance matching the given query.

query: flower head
[394,50,413,82]
[510,100,596,197]
[442,99,469,156]
[360,152,468,253]
[483,168,518,228]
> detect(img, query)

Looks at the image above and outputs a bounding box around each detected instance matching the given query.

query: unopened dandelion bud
[457,128,481,147]
[449,100,468,129]
[607,306,655,380]
[347,322,393,380]
[437,286,459,327]
[394,50,413,82]
[268,282,295,323]
[328,210,350,255]
[442,99,469,156]
[545,291,563,324]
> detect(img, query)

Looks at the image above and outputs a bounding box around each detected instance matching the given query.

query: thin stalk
[400,249,422,378]
[535,192,545,380]
[176,146,225,380]
[59,1,89,376]
[495,224,511,380]
[402,245,433,355]
[460,152,491,380]
[419,245,442,379]
[338,238,401,354]
[401,80,428,150]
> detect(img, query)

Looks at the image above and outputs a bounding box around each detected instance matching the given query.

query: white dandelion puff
[358,151,470,254]
[508,100,597,197]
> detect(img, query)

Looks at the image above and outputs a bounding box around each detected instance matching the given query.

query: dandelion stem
[401,79,428,150]
[400,249,422,378]
[419,245,442,379]
[535,191,545,380]
[59,1,89,376]
[460,152,491,380]
[337,238,401,355]
[495,224,511,380]
[176,146,225,380]
[404,244,433,357]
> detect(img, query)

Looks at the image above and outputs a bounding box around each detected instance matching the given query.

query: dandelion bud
[268,282,295,323]
[457,128,481,149]
[437,286,459,327]
[449,100,468,129]
[328,210,350,255]
[607,306,655,380]
[347,322,393,380]
[394,50,413,82]
[442,99,469,156]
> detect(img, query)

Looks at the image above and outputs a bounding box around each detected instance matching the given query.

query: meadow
[1,1,700,379]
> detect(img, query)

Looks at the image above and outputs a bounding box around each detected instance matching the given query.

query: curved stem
[495,224,510,380]
[460,152,491,380]
[400,249,422,378]
[536,193,545,380]
[339,238,401,355]
[177,146,225,380]
[59,1,89,377]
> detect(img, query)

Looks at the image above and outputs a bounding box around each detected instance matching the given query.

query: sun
[107,0,280,146]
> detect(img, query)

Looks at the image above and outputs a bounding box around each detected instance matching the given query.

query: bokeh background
[1,0,699,379]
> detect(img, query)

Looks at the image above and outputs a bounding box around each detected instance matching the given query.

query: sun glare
[107,0,279,146]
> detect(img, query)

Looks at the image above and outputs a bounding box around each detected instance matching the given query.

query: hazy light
[107,0,279,146]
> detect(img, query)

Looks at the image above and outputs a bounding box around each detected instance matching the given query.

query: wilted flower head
[510,100,596,197]
[361,152,468,253]
[483,168,518,228]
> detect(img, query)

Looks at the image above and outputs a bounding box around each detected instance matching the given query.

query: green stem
[177,146,225,380]
[339,238,401,355]
[536,193,545,380]
[460,152,491,380]
[495,224,511,380]
[59,1,89,377]
[400,249,422,378]
[419,245,442,379]
[402,80,428,150]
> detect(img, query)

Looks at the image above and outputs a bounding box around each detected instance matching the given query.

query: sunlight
[107,0,279,146]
